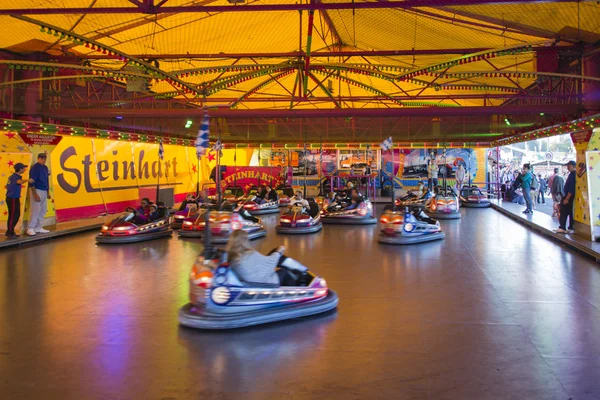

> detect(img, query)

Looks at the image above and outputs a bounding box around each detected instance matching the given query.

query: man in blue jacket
[520,164,533,214]
[27,153,51,236]
[556,161,576,234]
[5,163,34,238]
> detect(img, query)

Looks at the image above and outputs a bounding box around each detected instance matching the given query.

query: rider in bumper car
[321,190,376,225]
[227,231,308,285]
[178,230,338,330]
[243,185,280,215]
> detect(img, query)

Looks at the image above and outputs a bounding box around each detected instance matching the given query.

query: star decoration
[207,152,216,162]
[17,146,25,152]
[192,164,197,174]
[4,132,16,140]
[2,211,6,216]
[0,200,4,206]
[7,160,14,167]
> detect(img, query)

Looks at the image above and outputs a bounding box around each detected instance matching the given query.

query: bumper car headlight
[211,286,231,305]
[101,225,109,231]
[404,223,415,232]
[175,215,185,220]
[183,221,194,226]
[114,226,132,231]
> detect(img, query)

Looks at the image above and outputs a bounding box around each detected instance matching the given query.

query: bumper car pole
[202,210,213,257]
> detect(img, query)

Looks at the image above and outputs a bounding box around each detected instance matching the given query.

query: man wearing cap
[27,153,51,236]
[556,161,576,234]
[5,163,34,239]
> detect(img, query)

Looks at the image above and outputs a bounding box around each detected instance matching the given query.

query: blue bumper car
[378,207,445,245]
[178,249,338,330]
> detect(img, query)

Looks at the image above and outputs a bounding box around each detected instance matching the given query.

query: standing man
[520,163,533,214]
[5,163,34,239]
[27,153,51,236]
[537,174,547,205]
[427,159,439,190]
[455,163,466,192]
[556,161,576,234]
[549,168,564,219]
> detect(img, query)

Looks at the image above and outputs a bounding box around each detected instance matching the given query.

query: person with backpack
[520,164,534,214]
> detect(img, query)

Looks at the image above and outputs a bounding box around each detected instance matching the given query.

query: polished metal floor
[1,208,600,399]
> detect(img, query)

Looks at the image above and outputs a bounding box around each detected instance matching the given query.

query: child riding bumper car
[426,186,461,220]
[178,208,266,243]
[276,199,322,234]
[96,206,172,244]
[178,233,338,330]
[378,207,445,245]
[460,185,491,208]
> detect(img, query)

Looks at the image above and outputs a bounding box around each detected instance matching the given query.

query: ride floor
[1,208,600,399]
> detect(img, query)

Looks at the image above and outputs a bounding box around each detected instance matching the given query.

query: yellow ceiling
[0,0,597,110]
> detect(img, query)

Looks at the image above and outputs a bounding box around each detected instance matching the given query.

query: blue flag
[195,111,210,158]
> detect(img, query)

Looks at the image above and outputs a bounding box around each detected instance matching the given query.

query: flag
[380,136,393,151]
[212,139,223,157]
[158,138,164,161]
[195,111,210,158]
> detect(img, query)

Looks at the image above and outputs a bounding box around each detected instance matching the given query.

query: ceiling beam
[59,48,492,60]
[0,1,579,15]
[46,104,579,118]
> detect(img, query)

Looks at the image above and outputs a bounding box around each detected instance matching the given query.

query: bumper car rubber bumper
[321,216,378,225]
[248,208,281,215]
[378,231,445,245]
[426,211,462,220]
[96,229,173,244]
[178,228,267,243]
[178,290,338,330]
[170,221,184,229]
[461,201,491,208]
[275,223,323,234]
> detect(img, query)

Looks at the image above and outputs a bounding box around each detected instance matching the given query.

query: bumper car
[276,200,322,234]
[460,185,491,208]
[222,186,245,203]
[321,199,377,225]
[96,209,172,244]
[178,248,338,330]
[171,204,200,229]
[242,198,280,215]
[378,207,445,245]
[276,185,295,207]
[179,208,266,243]
[426,186,461,220]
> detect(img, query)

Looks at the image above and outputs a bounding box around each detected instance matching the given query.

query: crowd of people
[500,161,576,234]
